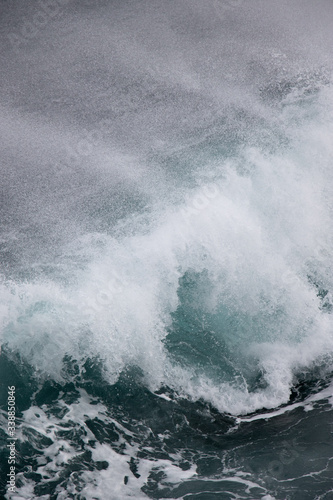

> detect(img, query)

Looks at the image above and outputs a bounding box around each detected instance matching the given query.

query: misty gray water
[1,1,333,499]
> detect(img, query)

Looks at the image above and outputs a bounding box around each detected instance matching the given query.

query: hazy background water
[1,1,333,498]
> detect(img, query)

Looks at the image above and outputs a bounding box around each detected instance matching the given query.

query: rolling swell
[1,1,333,498]
[2,81,333,415]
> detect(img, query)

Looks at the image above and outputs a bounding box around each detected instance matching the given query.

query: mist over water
[1,1,333,498]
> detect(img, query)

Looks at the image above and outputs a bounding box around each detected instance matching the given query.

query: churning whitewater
[2,82,333,416]
[1,1,333,499]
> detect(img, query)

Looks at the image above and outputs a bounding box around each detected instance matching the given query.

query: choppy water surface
[1,1,333,498]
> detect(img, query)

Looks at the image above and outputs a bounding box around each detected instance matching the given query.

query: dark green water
[1,1,333,498]
[1,349,333,499]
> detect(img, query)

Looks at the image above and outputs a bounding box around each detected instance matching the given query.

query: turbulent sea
[1,1,333,499]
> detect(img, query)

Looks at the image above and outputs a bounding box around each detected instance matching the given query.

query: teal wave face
[1,2,333,498]
[1,81,333,415]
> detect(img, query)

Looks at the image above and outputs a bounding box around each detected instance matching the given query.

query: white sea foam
[8,389,198,500]
[8,390,276,500]
[1,81,333,416]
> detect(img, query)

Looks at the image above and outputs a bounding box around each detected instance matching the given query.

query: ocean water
[1,1,333,499]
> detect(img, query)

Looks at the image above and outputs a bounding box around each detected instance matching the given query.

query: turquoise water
[1,1,333,498]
